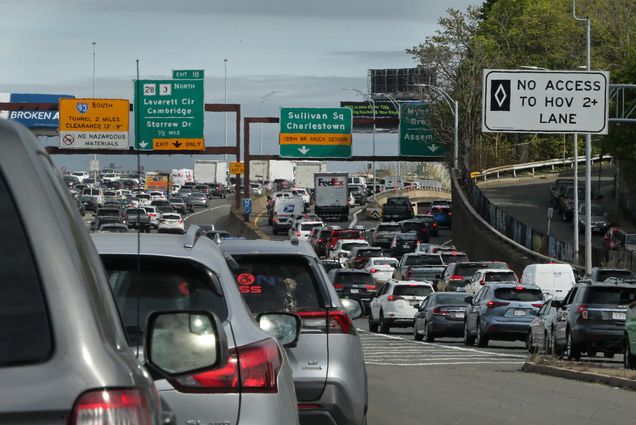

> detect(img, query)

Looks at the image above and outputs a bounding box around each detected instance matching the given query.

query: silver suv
[92,229,300,425]
[0,119,224,423]
[221,239,368,425]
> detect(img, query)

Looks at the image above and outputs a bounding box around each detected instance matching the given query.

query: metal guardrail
[369,184,449,203]
[474,155,613,180]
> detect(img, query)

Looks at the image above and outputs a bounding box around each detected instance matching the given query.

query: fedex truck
[314,172,349,222]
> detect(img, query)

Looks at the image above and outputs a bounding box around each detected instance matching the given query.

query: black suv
[553,279,636,360]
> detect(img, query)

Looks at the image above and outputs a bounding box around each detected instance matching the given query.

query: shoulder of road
[524,358,636,391]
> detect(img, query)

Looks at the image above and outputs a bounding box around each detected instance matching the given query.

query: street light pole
[259,91,280,156]
[92,41,97,182]
[344,88,376,192]
[573,0,592,276]
[224,58,228,163]
[380,94,402,192]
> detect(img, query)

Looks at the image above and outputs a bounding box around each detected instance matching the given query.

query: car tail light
[318,238,324,243]
[273,217,279,223]
[479,278,486,286]
[179,219,184,224]
[432,307,449,316]
[70,389,153,425]
[433,223,438,228]
[297,310,355,335]
[370,268,378,273]
[577,304,589,320]
[387,295,404,302]
[334,283,345,289]
[450,275,464,281]
[486,301,509,309]
[298,403,322,410]
[365,284,377,291]
[449,211,453,216]
[531,303,544,308]
[171,338,281,393]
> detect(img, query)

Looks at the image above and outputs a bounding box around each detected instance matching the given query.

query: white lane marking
[349,207,364,228]
[366,361,525,366]
[185,203,231,221]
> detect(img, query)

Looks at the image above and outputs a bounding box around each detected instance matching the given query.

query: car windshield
[596,270,632,282]
[494,287,543,302]
[431,206,450,214]
[590,205,606,216]
[393,285,433,297]
[333,272,375,285]
[586,287,636,305]
[231,255,325,314]
[625,235,636,245]
[435,293,470,305]
[405,255,443,266]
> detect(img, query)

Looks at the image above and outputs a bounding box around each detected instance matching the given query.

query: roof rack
[184,225,204,249]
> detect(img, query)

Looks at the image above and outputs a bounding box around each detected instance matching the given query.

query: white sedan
[289,220,324,239]
[363,257,400,284]
[157,213,184,234]
[329,239,370,263]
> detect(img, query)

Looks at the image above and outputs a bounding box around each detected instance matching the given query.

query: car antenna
[134,59,142,358]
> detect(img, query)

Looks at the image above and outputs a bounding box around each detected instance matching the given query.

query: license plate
[613,312,626,320]
[403,244,410,248]
[513,309,526,317]
[454,312,465,319]
[349,289,359,294]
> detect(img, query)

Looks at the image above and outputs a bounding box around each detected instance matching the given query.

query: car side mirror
[145,310,228,377]
[464,296,473,304]
[257,312,301,347]
[551,300,562,308]
[340,298,363,320]
[629,300,636,309]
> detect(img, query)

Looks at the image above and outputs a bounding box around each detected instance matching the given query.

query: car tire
[544,331,552,355]
[463,321,475,346]
[624,336,636,370]
[379,312,390,334]
[475,320,488,347]
[552,332,564,358]
[526,331,536,353]
[565,330,581,361]
[368,312,378,333]
[413,324,423,341]
[424,321,434,342]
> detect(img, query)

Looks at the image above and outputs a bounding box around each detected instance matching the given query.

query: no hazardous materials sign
[58,98,129,149]
[482,69,609,134]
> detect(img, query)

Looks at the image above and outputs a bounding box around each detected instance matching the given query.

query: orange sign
[58,98,129,149]
[229,161,245,175]
[279,134,352,145]
[152,138,205,150]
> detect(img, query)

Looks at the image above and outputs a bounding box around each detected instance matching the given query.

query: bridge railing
[473,155,612,181]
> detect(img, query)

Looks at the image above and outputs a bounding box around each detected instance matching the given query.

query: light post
[259,91,280,155]
[224,58,228,163]
[92,41,97,182]
[573,0,593,276]
[379,93,401,192]
[414,83,459,170]
[344,88,376,192]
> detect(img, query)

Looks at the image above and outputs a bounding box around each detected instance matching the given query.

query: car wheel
[624,336,636,370]
[413,322,423,341]
[544,331,552,355]
[463,321,475,346]
[379,312,390,334]
[368,312,378,333]
[565,330,581,361]
[475,320,488,347]
[552,332,564,358]
[526,331,536,353]
[424,321,434,342]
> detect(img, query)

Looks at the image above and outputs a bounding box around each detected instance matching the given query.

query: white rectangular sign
[482,70,609,134]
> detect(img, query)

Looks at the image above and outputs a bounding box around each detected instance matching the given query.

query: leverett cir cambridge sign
[482,69,609,134]
[279,108,352,158]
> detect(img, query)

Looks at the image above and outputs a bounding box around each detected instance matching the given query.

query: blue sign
[0,93,74,128]
[242,198,252,215]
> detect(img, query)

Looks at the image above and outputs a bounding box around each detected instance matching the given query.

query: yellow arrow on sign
[153,138,204,150]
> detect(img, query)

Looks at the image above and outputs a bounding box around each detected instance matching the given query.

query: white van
[520,263,575,301]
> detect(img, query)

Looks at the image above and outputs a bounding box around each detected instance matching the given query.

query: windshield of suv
[405,255,443,266]
[342,242,368,251]
[586,287,636,305]
[333,272,375,285]
[435,293,470,305]
[494,287,543,302]
[596,270,633,282]
[231,255,325,314]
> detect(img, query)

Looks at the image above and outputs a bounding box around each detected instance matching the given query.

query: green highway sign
[399,103,446,157]
[279,107,352,158]
[134,79,205,151]
[172,69,205,80]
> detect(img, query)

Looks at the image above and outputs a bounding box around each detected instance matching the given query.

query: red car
[326,228,366,256]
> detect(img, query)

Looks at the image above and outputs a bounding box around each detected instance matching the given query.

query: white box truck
[314,172,349,222]
[269,160,295,182]
[171,168,194,187]
[194,160,228,184]
[249,160,269,182]
[295,161,326,189]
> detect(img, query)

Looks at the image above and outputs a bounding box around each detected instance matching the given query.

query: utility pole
[224,58,228,163]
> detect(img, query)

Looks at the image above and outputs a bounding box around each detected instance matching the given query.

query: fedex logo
[317,178,345,187]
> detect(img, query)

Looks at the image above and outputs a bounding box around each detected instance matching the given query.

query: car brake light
[296,232,301,237]
[171,338,281,393]
[531,303,544,308]
[365,284,377,290]
[70,389,153,425]
[450,275,463,281]
[297,310,355,335]
[486,301,509,309]
[387,295,404,301]
[370,268,378,273]
[334,283,345,289]
[179,219,184,224]
[479,278,485,286]
[318,238,324,243]
[577,304,589,320]
[432,307,449,315]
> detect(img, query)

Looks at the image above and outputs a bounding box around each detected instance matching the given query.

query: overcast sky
[1,0,482,173]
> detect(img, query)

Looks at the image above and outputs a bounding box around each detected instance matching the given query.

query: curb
[229,207,270,240]
[522,362,636,391]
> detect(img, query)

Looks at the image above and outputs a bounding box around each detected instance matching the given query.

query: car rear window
[162,214,181,220]
[484,271,517,282]
[454,264,493,276]
[393,285,433,297]
[396,233,418,241]
[585,287,636,305]
[373,258,399,267]
[99,209,121,217]
[401,222,426,232]
[435,294,469,305]
[333,230,363,239]
[596,270,633,282]
[231,255,326,314]
[299,223,323,231]
[405,255,443,266]
[333,272,375,285]
[342,242,368,251]
[377,224,401,232]
[440,253,469,264]
[0,173,52,366]
[431,206,449,214]
[494,287,543,302]
[357,248,383,257]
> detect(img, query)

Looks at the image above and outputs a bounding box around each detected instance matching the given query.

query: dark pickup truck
[382,197,414,222]
[123,208,151,232]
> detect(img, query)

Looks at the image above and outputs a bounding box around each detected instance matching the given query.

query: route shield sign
[134,79,204,150]
[59,98,129,149]
[279,107,352,158]
[482,69,609,134]
[399,103,445,157]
